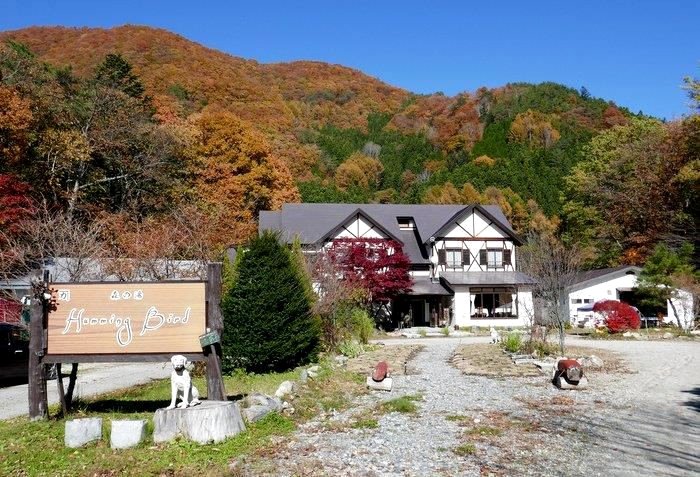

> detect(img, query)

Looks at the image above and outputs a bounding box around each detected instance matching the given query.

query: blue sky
[2,0,698,119]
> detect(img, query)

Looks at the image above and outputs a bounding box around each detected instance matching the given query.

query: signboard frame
[44,279,208,363]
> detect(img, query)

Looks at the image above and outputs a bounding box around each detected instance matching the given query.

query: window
[446,249,462,268]
[397,217,415,230]
[470,287,517,318]
[571,298,582,304]
[487,249,503,267]
[583,298,594,304]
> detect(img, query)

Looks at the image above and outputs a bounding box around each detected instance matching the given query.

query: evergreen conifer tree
[221,231,320,372]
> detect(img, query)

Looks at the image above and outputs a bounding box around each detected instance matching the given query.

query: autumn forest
[0,26,698,271]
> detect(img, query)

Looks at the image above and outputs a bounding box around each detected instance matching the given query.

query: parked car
[0,322,29,381]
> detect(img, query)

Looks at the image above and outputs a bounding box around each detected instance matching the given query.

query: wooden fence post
[205,262,226,401]
[28,270,48,421]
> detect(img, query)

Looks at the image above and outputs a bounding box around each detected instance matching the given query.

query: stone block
[153,401,245,444]
[556,375,589,390]
[65,417,102,448]
[110,419,147,449]
[366,376,393,391]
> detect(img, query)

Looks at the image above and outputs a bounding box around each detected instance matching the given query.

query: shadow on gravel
[562,404,700,476]
[681,387,700,412]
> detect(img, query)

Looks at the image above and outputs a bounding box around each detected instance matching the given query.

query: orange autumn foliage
[185,109,299,246]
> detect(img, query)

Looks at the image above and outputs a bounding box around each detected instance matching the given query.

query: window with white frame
[487,249,503,268]
[446,249,462,268]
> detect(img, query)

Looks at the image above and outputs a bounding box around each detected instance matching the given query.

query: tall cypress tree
[221,231,320,373]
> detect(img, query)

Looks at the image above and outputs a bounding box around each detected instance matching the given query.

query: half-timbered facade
[259,203,536,328]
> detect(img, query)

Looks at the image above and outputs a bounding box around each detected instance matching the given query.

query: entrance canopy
[408,278,452,296]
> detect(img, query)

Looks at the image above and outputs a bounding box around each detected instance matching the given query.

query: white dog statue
[490,327,501,344]
[166,355,201,409]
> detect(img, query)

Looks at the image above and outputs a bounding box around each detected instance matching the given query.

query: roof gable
[430,205,523,245]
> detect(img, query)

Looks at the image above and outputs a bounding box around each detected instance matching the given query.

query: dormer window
[397,217,415,230]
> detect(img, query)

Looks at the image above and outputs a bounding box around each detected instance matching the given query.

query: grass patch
[351,418,379,429]
[453,443,476,456]
[0,360,369,476]
[380,394,421,414]
[467,426,502,437]
[0,412,294,477]
[445,414,468,422]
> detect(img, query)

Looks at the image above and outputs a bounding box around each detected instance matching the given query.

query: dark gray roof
[570,266,642,290]
[409,277,453,296]
[441,271,537,286]
[259,203,516,264]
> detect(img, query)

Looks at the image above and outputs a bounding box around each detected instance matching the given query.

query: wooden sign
[47,282,206,355]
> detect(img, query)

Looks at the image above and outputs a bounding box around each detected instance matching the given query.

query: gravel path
[0,362,170,420]
[246,337,700,476]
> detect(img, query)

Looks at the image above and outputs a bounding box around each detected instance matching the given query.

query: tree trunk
[668,298,683,329]
[65,363,79,409]
[558,321,565,355]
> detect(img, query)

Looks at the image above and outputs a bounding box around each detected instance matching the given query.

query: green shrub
[221,231,321,373]
[351,308,375,344]
[502,332,522,353]
[338,340,364,358]
[440,326,450,336]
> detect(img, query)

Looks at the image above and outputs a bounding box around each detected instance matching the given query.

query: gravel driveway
[247,336,700,476]
[0,362,170,420]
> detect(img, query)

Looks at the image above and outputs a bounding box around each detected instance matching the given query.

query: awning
[441,271,537,286]
[408,278,453,296]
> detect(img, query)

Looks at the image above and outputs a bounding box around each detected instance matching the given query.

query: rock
[65,417,102,448]
[307,365,320,379]
[299,369,309,383]
[662,332,674,339]
[153,401,246,444]
[690,330,700,336]
[275,380,296,398]
[579,355,604,368]
[372,361,389,382]
[242,405,274,423]
[533,361,556,375]
[241,393,282,423]
[622,331,632,338]
[366,376,393,391]
[110,419,147,449]
[401,332,420,339]
[334,355,349,367]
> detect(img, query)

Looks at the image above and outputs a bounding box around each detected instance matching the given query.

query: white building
[258,203,535,329]
[568,266,695,329]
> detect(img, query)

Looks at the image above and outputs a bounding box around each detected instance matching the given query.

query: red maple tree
[325,238,413,303]
[0,174,35,238]
[592,300,641,333]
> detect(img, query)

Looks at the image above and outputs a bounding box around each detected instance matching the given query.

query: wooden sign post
[27,270,48,421]
[204,262,226,401]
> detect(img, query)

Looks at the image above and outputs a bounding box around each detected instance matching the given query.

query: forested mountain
[0,26,697,267]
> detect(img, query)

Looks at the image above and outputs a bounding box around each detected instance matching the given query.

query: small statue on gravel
[552,359,588,390]
[167,355,201,409]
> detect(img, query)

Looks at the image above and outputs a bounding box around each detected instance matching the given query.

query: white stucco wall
[452,286,532,328]
[569,274,639,306]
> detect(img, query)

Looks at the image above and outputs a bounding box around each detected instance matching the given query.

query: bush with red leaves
[592,300,641,333]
